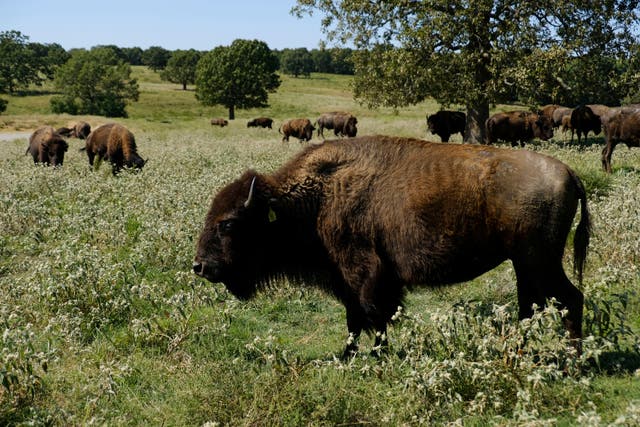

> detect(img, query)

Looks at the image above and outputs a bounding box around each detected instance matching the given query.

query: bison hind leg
[513,259,584,343]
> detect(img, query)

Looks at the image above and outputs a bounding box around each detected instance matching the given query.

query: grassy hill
[0,69,639,426]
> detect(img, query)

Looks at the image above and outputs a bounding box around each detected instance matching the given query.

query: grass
[1,68,639,426]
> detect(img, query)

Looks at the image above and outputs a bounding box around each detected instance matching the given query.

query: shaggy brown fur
[193,135,590,357]
[26,126,69,166]
[84,123,145,175]
[486,110,554,146]
[316,112,358,138]
[601,109,640,173]
[279,118,315,142]
[57,121,91,139]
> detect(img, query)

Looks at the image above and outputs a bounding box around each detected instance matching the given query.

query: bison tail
[571,171,591,286]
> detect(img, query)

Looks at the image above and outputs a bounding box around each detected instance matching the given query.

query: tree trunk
[228,105,235,120]
[465,101,489,144]
[182,82,187,90]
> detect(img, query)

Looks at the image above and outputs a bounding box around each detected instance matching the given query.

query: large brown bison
[57,121,91,139]
[316,112,358,138]
[247,117,274,129]
[486,110,554,146]
[26,126,69,166]
[570,105,601,144]
[601,110,640,173]
[193,135,590,358]
[279,118,315,142]
[426,110,466,142]
[84,123,146,175]
[210,118,229,127]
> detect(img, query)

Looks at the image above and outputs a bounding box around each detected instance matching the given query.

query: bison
[26,126,69,166]
[316,112,358,138]
[601,109,640,173]
[486,110,554,146]
[247,117,274,129]
[193,135,590,358]
[57,121,91,140]
[551,107,573,129]
[84,123,146,175]
[426,110,466,142]
[570,105,601,144]
[210,118,229,127]
[279,118,315,143]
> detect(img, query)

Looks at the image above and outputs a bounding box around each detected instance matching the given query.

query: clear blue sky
[0,0,329,51]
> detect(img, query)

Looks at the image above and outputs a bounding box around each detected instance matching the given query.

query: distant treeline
[65,45,354,76]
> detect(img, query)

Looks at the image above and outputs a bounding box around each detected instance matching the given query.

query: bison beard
[193,136,590,358]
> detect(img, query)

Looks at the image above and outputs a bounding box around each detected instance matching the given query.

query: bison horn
[244,176,257,208]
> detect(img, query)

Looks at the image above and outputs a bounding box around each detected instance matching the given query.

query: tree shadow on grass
[590,349,640,375]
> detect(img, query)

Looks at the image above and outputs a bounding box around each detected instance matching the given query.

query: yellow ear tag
[268,207,277,222]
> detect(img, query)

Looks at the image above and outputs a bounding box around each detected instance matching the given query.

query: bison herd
[26,121,146,175]
[24,102,638,358]
[426,103,640,172]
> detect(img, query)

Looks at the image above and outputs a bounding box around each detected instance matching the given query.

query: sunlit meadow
[1,71,639,425]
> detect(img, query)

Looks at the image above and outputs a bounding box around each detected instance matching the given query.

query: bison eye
[218,219,235,235]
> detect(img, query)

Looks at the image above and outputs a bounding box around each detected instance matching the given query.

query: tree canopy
[195,39,280,120]
[0,30,68,94]
[161,49,201,90]
[294,0,640,143]
[50,48,139,117]
[280,48,315,77]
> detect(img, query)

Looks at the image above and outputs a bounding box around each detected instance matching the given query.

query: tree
[143,46,171,71]
[195,39,280,120]
[50,48,139,117]
[0,31,47,93]
[280,48,314,77]
[161,49,201,90]
[294,1,640,143]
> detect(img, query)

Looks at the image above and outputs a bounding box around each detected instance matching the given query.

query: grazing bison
[193,135,590,357]
[570,105,601,144]
[426,110,466,142]
[551,107,573,129]
[84,123,146,175]
[601,110,640,173]
[316,112,358,138]
[210,118,229,127]
[247,117,274,129]
[486,110,554,146]
[279,118,315,142]
[26,126,68,166]
[57,121,91,139]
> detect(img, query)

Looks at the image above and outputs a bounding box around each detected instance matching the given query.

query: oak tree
[195,39,280,120]
[294,1,640,143]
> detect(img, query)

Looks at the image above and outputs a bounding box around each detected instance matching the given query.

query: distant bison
[247,117,274,129]
[552,107,573,129]
[84,123,146,175]
[210,118,229,127]
[26,126,69,166]
[426,110,466,142]
[193,135,590,357]
[316,112,358,138]
[601,110,640,173]
[57,121,91,140]
[279,118,315,142]
[486,110,554,146]
[570,105,601,144]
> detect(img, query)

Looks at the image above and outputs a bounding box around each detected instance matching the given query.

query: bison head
[534,115,554,141]
[46,138,69,166]
[344,117,358,137]
[193,172,277,299]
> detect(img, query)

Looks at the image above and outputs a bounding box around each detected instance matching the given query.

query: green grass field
[1,69,639,426]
